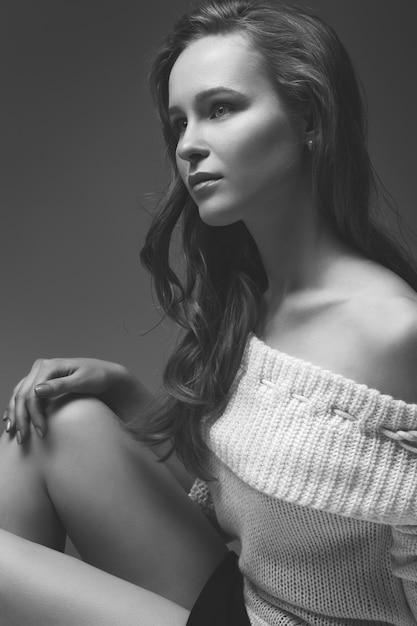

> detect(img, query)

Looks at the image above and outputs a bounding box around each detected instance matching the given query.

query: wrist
[101,364,153,422]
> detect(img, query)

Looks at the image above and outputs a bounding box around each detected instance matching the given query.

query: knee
[42,395,123,451]
[45,395,116,430]
[1,396,116,454]
[1,396,123,474]
[29,395,140,493]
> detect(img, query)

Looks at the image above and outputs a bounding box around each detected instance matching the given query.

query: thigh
[0,528,191,626]
[0,396,228,610]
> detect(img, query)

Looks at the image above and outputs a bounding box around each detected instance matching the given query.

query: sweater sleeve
[391,525,417,620]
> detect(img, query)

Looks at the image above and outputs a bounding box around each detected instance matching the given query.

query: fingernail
[16,431,22,445]
[35,384,50,397]
[3,411,8,421]
[5,419,11,433]
[35,426,44,439]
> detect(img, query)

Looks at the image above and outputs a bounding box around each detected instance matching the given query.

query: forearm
[0,529,188,626]
[99,365,155,424]
[99,368,196,490]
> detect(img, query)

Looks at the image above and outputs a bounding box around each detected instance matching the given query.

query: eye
[210,103,233,119]
[170,118,187,136]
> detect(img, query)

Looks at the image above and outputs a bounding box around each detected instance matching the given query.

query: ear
[304,127,315,152]
[299,108,315,149]
[305,128,315,147]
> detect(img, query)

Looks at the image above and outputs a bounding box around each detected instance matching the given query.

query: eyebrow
[168,87,244,118]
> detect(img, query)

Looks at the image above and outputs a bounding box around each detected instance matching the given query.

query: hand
[3,358,152,444]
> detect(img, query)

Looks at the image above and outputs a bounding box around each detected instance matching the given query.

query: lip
[188,172,223,190]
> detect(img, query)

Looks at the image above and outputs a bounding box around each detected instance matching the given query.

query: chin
[197,205,241,227]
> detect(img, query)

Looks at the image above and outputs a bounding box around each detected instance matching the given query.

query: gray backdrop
[2,0,417,411]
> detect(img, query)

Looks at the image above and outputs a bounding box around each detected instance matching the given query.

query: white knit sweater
[190,334,417,625]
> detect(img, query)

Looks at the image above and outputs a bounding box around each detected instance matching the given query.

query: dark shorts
[187,551,251,625]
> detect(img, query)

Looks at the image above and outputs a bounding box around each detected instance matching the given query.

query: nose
[176,122,210,164]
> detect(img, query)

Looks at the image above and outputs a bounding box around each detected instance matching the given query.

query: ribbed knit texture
[190,334,417,625]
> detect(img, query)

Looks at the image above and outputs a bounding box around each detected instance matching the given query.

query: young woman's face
[168,33,308,227]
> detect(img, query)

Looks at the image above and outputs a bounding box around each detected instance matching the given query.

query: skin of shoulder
[345,288,417,404]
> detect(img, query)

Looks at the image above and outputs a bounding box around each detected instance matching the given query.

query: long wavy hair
[135,0,417,476]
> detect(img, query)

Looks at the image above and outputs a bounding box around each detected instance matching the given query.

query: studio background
[2,0,417,414]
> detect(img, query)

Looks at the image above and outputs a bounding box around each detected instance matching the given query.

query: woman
[2,0,417,624]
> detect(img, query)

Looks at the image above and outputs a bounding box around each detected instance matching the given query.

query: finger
[2,410,8,433]
[35,370,85,398]
[26,393,47,439]
[12,361,44,443]
[8,359,77,441]
[3,408,12,434]
[3,410,14,435]
[3,407,14,436]
[28,362,87,437]
[5,378,26,436]
[20,360,62,439]
[14,392,32,444]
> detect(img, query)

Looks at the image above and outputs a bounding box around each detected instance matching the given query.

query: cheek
[230,122,300,177]
[175,155,188,185]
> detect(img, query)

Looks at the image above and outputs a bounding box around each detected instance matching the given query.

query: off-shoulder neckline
[247,332,417,408]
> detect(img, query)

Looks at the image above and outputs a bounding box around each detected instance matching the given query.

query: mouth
[188,172,223,192]
[191,178,222,193]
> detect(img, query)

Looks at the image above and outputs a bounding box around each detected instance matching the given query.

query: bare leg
[0,396,228,610]
[0,528,191,626]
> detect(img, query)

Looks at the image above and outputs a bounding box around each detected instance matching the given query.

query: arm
[5,357,153,441]
[0,528,189,626]
[356,297,417,618]
[4,357,196,491]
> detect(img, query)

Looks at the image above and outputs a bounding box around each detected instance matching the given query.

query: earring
[307,139,313,151]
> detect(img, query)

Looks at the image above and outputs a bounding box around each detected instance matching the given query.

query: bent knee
[1,397,124,463]
[3,396,125,470]
[45,395,118,432]
[41,395,130,454]
[31,395,146,491]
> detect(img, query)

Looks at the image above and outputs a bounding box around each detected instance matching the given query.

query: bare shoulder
[345,269,417,403]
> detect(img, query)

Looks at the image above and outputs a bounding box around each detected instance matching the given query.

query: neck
[244,189,348,310]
